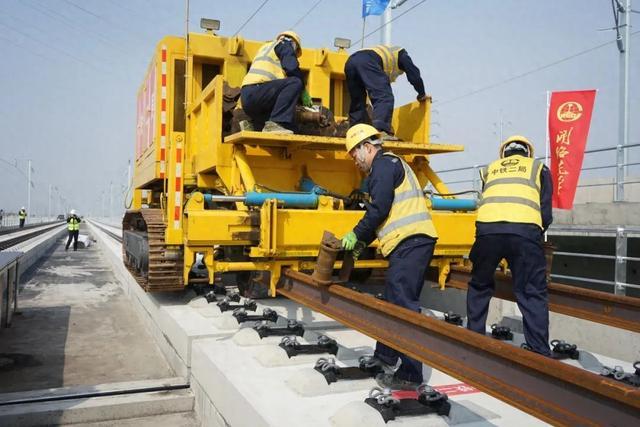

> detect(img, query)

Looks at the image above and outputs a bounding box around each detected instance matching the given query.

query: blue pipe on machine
[245,191,319,208]
[298,177,329,195]
[431,198,478,211]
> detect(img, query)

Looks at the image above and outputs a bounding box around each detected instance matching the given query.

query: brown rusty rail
[448,266,640,334]
[279,268,640,426]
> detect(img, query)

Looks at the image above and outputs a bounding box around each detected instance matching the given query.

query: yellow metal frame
[129,30,477,295]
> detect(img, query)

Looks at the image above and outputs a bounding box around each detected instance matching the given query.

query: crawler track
[122,209,184,292]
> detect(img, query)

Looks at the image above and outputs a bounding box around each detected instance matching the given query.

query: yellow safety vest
[68,217,80,231]
[361,45,404,82]
[376,153,438,256]
[18,210,26,219]
[477,155,543,228]
[242,41,287,87]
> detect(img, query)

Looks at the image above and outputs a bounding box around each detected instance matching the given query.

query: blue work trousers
[240,77,303,130]
[344,51,394,133]
[466,234,550,356]
[374,235,435,383]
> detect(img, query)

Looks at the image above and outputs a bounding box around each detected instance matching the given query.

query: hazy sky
[0,0,637,216]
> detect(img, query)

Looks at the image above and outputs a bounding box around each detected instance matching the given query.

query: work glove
[352,241,366,261]
[301,90,313,107]
[341,231,357,251]
[417,93,428,102]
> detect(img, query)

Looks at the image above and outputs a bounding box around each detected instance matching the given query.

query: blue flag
[362,0,391,18]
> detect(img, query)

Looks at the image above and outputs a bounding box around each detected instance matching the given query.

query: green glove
[341,231,357,251]
[301,90,313,107]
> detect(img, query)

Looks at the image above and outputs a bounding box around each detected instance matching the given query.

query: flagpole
[545,91,550,167]
[544,91,550,243]
[361,17,366,48]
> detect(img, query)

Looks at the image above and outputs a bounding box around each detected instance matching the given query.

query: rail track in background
[0,223,65,251]
[447,265,640,334]
[88,220,123,243]
[0,221,62,237]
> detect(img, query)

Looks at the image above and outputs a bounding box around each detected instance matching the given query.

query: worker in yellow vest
[240,31,312,135]
[344,45,427,141]
[340,124,438,390]
[65,209,81,251]
[18,207,27,228]
[467,135,553,356]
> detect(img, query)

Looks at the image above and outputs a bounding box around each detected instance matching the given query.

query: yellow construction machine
[123,24,477,296]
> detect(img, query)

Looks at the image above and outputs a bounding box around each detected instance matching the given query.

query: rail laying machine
[123,25,477,296]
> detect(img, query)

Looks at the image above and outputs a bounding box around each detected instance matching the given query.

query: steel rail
[0,223,65,251]
[88,220,123,243]
[0,220,61,236]
[279,269,640,426]
[447,266,640,334]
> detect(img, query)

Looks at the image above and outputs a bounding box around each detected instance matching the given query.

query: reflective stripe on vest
[477,156,543,228]
[361,45,404,82]
[376,153,438,256]
[242,41,286,87]
[68,218,80,231]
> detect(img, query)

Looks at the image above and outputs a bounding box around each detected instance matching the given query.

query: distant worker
[18,207,27,228]
[466,135,553,356]
[0,209,4,227]
[341,124,438,390]
[344,45,427,141]
[65,209,81,251]
[240,31,312,135]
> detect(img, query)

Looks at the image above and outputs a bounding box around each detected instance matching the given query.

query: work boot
[375,373,421,391]
[380,131,400,141]
[239,119,254,131]
[262,121,293,135]
[359,355,395,373]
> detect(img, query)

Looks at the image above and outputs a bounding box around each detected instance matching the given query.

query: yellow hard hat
[345,124,381,153]
[499,135,534,158]
[278,30,302,57]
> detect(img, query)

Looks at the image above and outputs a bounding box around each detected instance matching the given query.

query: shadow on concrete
[0,307,71,424]
[0,242,70,394]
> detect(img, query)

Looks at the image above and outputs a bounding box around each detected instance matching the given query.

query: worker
[65,209,81,251]
[18,207,27,228]
[466,135,553,356]
[240,31,312,135]
[341,124,438,390]
[344,45,427,141]
[0,209,4,228]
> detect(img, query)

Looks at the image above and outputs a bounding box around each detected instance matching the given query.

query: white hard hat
[21,206,25,210]
[70,209,76,215]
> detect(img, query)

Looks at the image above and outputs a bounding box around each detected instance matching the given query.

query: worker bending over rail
[345,45,427,141]
[341,124,438,390]
[466,136,553,356]
[65,209,81,251]
[240,31,312,135]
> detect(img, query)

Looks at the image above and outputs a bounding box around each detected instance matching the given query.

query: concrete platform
[0,388,194,427]
[87,221,638,426]
[0,225,174,394]
[73,411,198,426]
[190,331,544,427]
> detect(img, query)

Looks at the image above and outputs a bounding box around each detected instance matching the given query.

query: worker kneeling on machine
[340,124,438,390]
[466,135,553,356]
[240,30,312,135]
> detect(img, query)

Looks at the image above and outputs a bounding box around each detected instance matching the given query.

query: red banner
[549,90,596,209]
